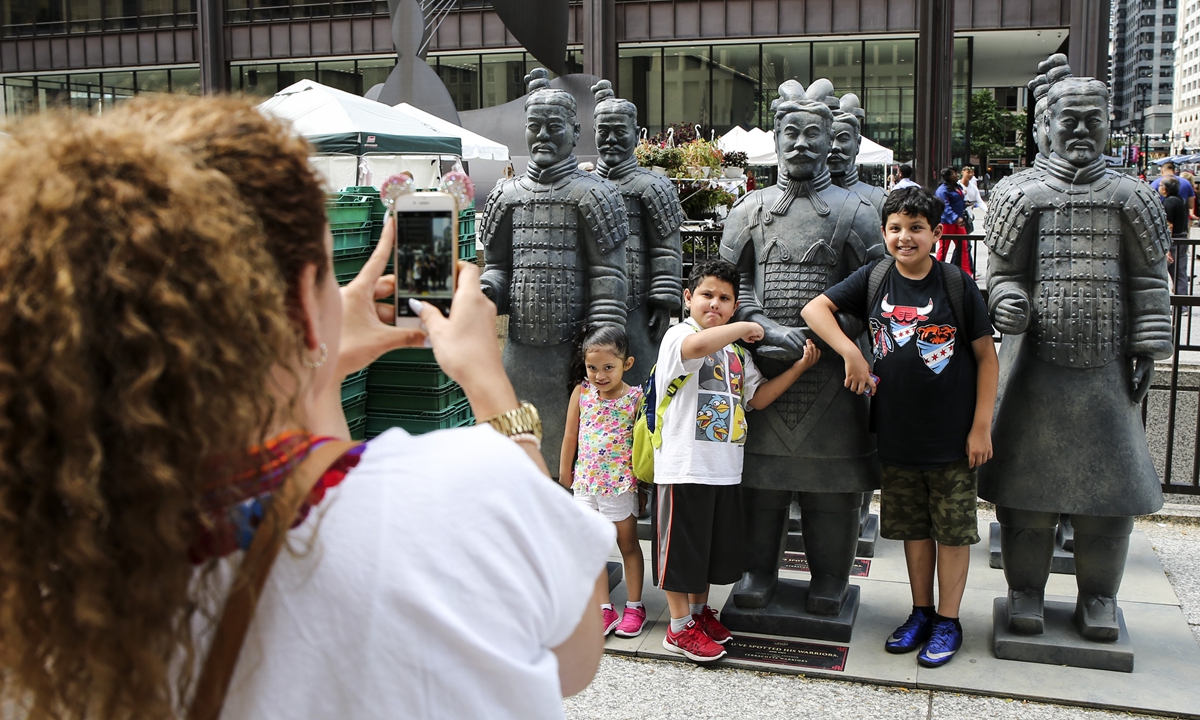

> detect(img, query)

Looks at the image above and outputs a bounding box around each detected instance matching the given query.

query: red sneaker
[601,607,620,636]
[693,605,732,645]
[614,606,647,637]
[662,619,727,662]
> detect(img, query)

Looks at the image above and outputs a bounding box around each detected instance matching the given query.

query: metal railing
[678,227,1200,495]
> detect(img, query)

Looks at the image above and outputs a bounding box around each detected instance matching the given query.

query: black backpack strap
[939,261,966,331]
[866,256,895,311]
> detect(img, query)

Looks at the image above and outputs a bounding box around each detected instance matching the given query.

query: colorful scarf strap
[190,431,365,564]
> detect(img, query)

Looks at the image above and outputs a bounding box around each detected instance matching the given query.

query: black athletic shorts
[652,483,744,594]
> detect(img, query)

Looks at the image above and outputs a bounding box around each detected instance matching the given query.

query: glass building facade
[617,38,970,163]
[2,38,973,164]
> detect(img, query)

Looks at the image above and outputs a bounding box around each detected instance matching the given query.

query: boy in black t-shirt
[802,187,999,669]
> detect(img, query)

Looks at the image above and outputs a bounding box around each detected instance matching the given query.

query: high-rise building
[1113,0,1178,136]
[1172,0,1200,152]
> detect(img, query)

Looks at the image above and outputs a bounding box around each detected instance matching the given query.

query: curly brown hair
[0,107,302,719]
[116,95,330,314]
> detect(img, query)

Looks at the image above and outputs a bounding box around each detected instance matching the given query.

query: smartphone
[392,192,458,329]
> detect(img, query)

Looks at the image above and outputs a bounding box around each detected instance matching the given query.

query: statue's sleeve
[642,178,684,310]
[983,177,1035,316]
[850,203,887,264]
[479,180,514,314]
[720,195,766,322]
[1120,178,1174,359]
[579,183,630,326]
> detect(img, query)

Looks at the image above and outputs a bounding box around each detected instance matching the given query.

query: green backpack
[631,343,747,483]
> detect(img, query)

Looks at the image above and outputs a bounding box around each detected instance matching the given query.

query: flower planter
[723,167,746,178]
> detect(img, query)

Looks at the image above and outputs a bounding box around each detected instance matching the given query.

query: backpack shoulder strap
[189,439,361,720]
[938,261,967,331]
[867,256,895,311]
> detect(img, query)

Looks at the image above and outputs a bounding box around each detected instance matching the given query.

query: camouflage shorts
[880,459,980,546]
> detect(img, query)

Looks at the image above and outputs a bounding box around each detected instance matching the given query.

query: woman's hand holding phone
[335,216,428,379]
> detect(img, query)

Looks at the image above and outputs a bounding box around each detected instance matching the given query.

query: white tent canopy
[392,102,509,161]
[857,136,894,165]
[718,126,895,166]
[258,80,461,157]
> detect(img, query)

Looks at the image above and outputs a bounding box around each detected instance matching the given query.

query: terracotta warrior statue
[720,79,884,622]
[590,79,684,386]
[981,57,1172,643]
[479,69,629,470]
[828,92,886,218]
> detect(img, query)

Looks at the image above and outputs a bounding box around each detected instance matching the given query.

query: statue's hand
[992,295,1030,335]
[757,322,808,361]
[648,304,672,343]
[1131,355,1155,404]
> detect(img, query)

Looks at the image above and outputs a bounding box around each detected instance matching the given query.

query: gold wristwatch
[482,401,543,442]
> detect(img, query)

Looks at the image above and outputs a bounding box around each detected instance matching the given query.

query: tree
[969,90,1024,168]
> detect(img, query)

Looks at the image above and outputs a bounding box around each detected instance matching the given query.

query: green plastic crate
[338,186,389,224]
[341,368,368,402]
[326,195,371,226]
[457,233,477,261]
[365,398,473,436]
[367,361,451,389]
[347,415,368,441]
[366,382,465,413]
[342,391,368,423]
[333,246,373,278]
[332,222,373,251]
[378,348,434,362]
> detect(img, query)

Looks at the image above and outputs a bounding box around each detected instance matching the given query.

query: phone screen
[393,209,456,322]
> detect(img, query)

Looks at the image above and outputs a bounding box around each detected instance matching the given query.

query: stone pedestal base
[607,561,623,593]
[721,579,860,643]
[992,597,1133,673]
[989,522,1076,574]
[787,514,880,558]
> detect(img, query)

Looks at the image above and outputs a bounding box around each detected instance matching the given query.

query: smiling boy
[654,259,820,662]
[802,188,999,668]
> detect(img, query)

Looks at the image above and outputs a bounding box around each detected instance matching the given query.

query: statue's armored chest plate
[508,182,587,345]
[1030,184,1126,368]
[756,212,844,327]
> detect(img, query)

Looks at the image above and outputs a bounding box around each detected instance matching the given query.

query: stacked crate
[364,348,473,438]
[325,189,476,438]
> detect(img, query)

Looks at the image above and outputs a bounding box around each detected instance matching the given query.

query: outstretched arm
[802,294,875,395]
[681,321,764,361]
[747,340,822,409]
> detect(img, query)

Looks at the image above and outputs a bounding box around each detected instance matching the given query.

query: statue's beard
[781,147,824,180]
[598,144,633,163]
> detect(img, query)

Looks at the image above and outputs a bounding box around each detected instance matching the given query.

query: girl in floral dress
[560,325,647,637]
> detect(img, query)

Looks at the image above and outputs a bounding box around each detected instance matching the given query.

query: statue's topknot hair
[771,78,835,127]
[831,92,865,132]
[591,79,638,120]
[524,68,577,115]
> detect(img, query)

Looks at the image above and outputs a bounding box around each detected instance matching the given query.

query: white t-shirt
[652,319,764,486]
[196,425,614,720]
[893,178,920,189]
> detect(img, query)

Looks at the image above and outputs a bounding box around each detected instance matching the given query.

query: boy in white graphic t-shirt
[654,259,821,662]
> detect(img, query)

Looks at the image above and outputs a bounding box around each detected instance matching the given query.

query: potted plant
[722,150,748,178]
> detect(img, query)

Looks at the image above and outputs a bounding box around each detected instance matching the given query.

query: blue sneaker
[917,619,963,667]
[884,609,933,654]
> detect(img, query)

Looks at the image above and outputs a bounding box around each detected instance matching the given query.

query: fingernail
[423,337,433,348]
[408,298,424,314]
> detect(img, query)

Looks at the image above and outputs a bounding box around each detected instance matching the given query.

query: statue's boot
[799,492,863,615]
[858,492,872,536]
[1072,515,1134,642]
[997,507,1057,635]
[1057,514,1075,552]
[732,489,790,609]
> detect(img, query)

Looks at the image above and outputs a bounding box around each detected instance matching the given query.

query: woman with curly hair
[0,98,612,720]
